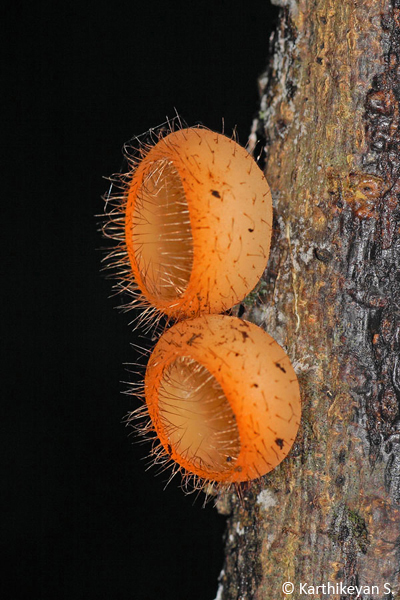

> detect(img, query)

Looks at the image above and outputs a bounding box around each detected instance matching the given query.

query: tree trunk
[217,1,400,598]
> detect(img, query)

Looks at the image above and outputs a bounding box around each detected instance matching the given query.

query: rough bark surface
[217,1,400,598]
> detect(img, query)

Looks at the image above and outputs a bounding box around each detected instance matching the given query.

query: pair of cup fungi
[105,126,301,492]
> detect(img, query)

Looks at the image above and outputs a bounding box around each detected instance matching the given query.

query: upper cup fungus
[105,126,273,321]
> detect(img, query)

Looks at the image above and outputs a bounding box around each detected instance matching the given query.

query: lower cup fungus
[136,314,301,490]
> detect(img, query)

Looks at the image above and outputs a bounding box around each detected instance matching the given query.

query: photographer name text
[282,581,392,596]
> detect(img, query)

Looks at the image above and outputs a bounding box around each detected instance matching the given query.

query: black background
[5,2,278,599]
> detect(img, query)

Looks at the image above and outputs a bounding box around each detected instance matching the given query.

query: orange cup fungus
[141,315,301,487]
[121,127,272,319]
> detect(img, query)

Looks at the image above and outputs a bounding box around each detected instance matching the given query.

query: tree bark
[217,1,400,598]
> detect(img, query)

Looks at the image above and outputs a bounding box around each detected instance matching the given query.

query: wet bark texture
[217,1,400,598]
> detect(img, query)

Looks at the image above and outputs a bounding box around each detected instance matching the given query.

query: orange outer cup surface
[125,128,273,318]
[145,315,301,484]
